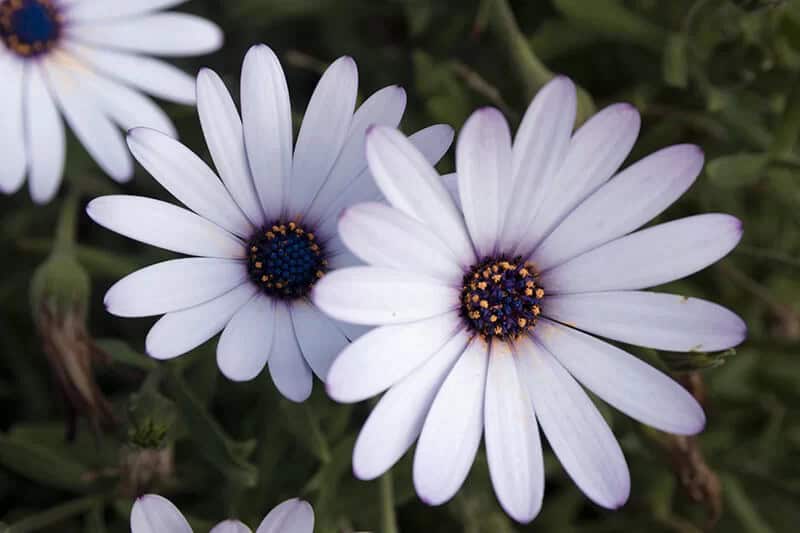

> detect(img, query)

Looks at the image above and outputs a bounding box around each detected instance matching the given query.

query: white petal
[457,108,512,257]
[68,13,223,57]
[87,195,245,258]
[484,341,544,523]
[256,499,314,533]
[499,76,576,252]
[290,300,349,381]
[217,294,275,382]
[0,55,26,195]
[197,68,264,227]
[441,172,460,210]
[352,329,470,480]
[536,319,706,435]
[105,258,247,317]
[338,202,462,284]
[532,144,704,270]
[268,304,313,402]
[544,291,746,352]
[66,0,188,22]
[516,336,630,509]
[127,127,253,238]
[312,267,459,325]
[64,42,195,104]
[316,124,454,226]
[414,339,488,505]
[516,103,641,256]
[43,57,133,182]
[539,214,743,293]
[210,520,251,533]
[366,126,474,265]
[288,57,358,216]
[326,312,461,403]
[305,85,406,223]
[26,64,65,204]
[241,44,292,221]
[146,283,257,360]
[130,494,191,533]
[326,249,362,270]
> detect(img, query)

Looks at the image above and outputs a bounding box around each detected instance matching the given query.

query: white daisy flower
[87,44,454,402]
[0,0,223,203]
[311,77,747,522]
[131,494,313,533]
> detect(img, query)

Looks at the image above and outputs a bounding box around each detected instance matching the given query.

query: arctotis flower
[87,44,453,401]
[131,494,313,533]
[311,77,746,522]
[0,0,223,203]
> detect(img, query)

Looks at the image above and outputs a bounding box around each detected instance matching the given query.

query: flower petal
[414,339,488,506]
[217,294,275,382]
[326,312,461,403]
[130,494,192,533]
[105,258,247,317]
[484,341,544,523]
[535,319,706,435]
[64,42,196,104]
[197,68,264,227]
[0,55,26,195]
[366,126,474,265]
[268,304,313,402]
[441,172,460,210]
[539,214,743,293]
[500,76,576,252]
[312,267,459,325]
[457,108,512,257]
[408,123,455,165]
[352,329,470,480]
[290,300,349,381]
[256,499,314,533]
[338,202,462,284]
[87,195,245,258]
[544,291,746,352]
[127,128,253,238]
[68,13,223,57]
[26,64,66,203]
[241,44,292,221]
[43,57,133,182]
[533,144,704,270]
[516,336,630,509]
[516,103,641,256]
[288,57,358,216]
[146,282,257,360]
[65,0,188,22]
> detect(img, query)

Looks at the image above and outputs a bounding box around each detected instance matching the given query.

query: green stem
[5,496,101,533]
[53,191,81,255]
[379,469,399,533]
[304,404,332,464]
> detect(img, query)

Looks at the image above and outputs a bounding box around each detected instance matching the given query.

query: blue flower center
[460,256,544,340]
[0,0,62,57]
[247,221,327,300]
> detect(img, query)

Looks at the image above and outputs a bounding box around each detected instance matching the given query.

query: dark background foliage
[1,0,799,531]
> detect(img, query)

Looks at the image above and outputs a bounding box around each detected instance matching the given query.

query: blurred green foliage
[2,0,800,531]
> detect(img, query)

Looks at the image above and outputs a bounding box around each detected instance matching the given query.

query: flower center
[460,256,544,341]
[246,221,327,300]
[0,0,62,57]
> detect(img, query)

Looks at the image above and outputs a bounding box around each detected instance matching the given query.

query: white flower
[311,77,747,522]
[130,494,313,533]
[87,44,453,402]
[0,0,223,203]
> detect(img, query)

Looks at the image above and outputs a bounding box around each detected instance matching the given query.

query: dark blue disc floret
[0,0,63,57]
[247,221,327,300]
[460,256,544,340]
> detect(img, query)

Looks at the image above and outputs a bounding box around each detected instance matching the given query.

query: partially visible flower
[130,494,314,533]
[88,44,453,402]
[312,77,746,522]
[0,0,223,203]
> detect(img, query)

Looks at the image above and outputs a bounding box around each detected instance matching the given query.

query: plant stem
[54,191,80,255]
[5,496,101,533]
[379,469,399,533]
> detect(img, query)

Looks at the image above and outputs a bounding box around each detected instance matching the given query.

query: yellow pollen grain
[535,288,545,299]
[254,261,263,269]
[479,300,489,309]
[518,318,527,328]
[519,268,529,277]
[524,288,533,296]
[471,294,480,303]
[494,326,503,335]
[261,275,268,282]
[477,281,487,290]
[489,315,498,323]
[532,305,541,316]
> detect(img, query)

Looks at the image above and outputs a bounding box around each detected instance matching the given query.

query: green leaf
[0,434,95,493]
[706,152,770,188]
[659,348,736,372]
[663,34,689,89]
[94,338,157,371]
